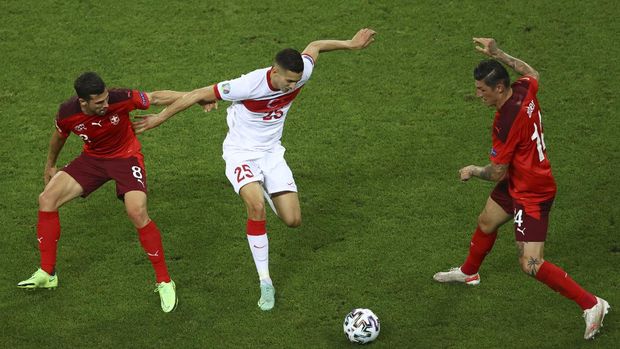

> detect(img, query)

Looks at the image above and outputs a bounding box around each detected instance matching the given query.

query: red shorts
[490,179,554,242]
[62,152,148,199]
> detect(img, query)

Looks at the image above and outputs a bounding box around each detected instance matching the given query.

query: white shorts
[223,145,297,194]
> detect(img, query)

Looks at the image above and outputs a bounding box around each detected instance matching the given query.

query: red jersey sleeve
[522,75,538,95]
[54,117,71,138]
[107,89,150,112]
[130,90,150,110]
[54,99,77,139]
[490,120,521,165]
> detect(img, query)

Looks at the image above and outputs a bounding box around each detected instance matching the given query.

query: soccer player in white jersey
[133,28,376,310]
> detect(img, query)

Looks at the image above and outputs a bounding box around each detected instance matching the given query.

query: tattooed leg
[517,241,545,276]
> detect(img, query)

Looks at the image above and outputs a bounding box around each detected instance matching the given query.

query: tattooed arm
[473,37,539,80]
[459,163,508,182]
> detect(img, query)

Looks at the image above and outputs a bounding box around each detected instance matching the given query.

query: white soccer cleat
[258,283,275,311]
[583,297,610,340]
[433,267,480,286]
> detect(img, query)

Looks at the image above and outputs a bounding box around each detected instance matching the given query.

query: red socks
[535,261,597,310]
[460,226,497,275]
[458,227,596,310]
[37,212,170,283]
[38,211,61,275]
[138,221,171,283]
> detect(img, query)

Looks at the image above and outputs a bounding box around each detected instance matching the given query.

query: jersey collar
[266,68,278,92]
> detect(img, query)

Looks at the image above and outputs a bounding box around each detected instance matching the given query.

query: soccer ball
[343,308,380,344]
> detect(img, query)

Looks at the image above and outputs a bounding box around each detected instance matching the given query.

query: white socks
[247,233,271,284]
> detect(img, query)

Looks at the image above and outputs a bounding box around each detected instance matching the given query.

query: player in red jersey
[16,72,209,313]
[433,38,609,339]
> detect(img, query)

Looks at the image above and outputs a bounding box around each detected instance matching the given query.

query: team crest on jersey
[74,123,87,132]
[110,114,120,125]
[222,83,231,94]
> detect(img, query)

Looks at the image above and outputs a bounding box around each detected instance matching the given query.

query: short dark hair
[275,48,304,73]
[74,72,106,100]
[474,60,510,88]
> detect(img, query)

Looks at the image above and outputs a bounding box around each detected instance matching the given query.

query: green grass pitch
[0,1,618,348]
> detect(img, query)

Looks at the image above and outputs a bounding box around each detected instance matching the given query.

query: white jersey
[215,54,315,152]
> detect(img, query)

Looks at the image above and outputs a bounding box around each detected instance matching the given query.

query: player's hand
[473,37,500,57]
[349,28,376,50]
[199,100,218,112]
[459,165,477,182]
[132,114,165,135]
[44,166,58,185]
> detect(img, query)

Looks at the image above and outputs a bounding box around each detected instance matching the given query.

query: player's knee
[126,206,149,228]
[246,200,266,218]
[283,215,302,228]
[476,214,495,234]
[38,191,59,211]
[518,255,544,276]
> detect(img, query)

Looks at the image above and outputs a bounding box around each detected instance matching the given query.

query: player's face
[81,90,109,116]
[272,66,302,93]
[475,80,502,108]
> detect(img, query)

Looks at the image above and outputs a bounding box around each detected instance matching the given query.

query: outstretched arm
[146,90,189,106]
[302,28,376,63]
[473,37,539,80]
[133,86,218,134]
[146,90,217,110]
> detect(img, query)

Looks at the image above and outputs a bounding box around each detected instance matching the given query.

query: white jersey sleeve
[215,69,267,102]
[300,54,315,84]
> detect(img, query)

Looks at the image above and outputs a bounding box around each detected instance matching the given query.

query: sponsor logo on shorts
[517,227,526,236]
[490,148,497,157]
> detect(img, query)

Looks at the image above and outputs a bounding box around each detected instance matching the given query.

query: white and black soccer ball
[343,308,380,344]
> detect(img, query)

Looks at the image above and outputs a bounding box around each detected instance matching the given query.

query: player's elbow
[492,172,507,182]
[491,165,508,182]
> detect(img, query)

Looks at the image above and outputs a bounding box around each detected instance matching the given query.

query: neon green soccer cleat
[154,280,178,313]
[17,268,58,289]
[258,283,275,311]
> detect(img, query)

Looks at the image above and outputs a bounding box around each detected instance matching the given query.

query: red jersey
[490,76,556,203]
[55,89,150,158]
